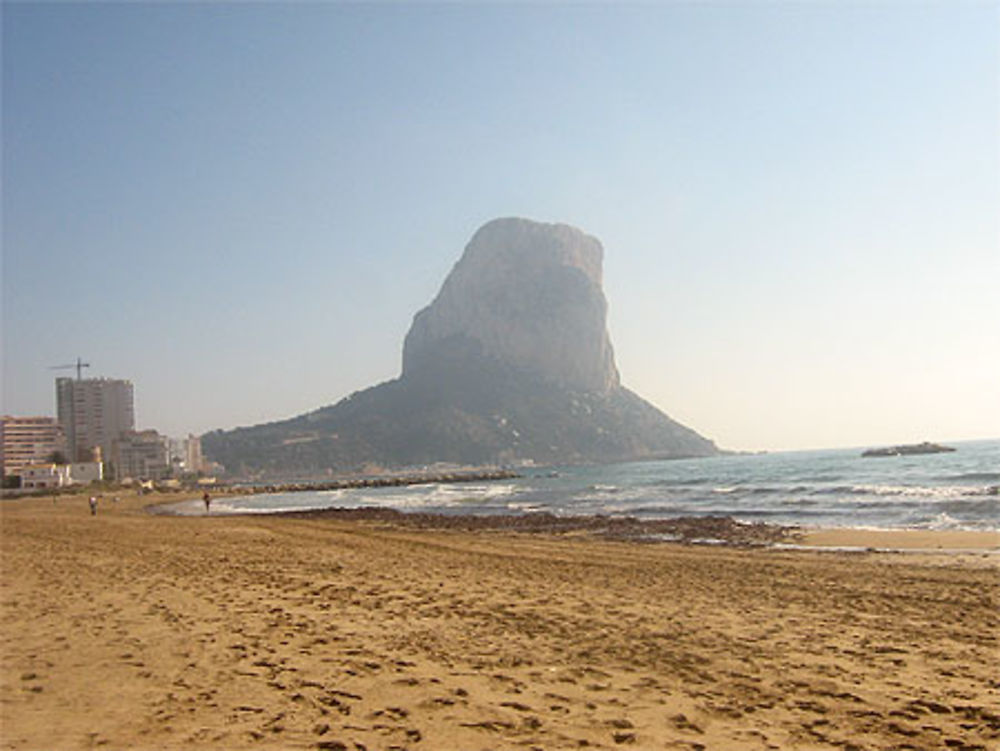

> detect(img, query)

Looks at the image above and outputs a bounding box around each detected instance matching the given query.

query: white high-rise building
[185,434,204,474]
[56,377,135,463]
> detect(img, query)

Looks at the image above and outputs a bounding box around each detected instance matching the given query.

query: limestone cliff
[202,218,717,476]
[403,218,619,394]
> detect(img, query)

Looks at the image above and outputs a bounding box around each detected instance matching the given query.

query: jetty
[229,468,521,497]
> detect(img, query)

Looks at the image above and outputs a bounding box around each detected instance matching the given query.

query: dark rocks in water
[861,442,957,458]
[274,508,795,547]
[203,218,717,476]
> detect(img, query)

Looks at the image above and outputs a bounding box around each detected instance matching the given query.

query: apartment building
[113,430,169,481]
[56,377,135,462]
[0,416,67,478]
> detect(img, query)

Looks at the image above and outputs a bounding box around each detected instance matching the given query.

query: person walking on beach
[88,496,97,516]
[203,492,211,515]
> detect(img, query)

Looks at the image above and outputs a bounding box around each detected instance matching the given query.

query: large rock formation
[403,219,619,393]
[203,218,717,477]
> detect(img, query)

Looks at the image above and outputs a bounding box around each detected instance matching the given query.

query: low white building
[20,461,104,489]
[21,464,70,489]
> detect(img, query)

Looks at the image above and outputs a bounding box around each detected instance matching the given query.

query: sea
[190,439,999,531]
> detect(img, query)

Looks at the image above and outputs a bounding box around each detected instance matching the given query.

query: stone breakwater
[223,468,521,498]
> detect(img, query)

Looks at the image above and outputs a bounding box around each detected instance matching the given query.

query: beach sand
[2,492,997,750]
[796,527,998,551]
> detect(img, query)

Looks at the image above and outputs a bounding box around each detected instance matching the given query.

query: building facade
[185,434,204,474]
[0,416,67,479]
[56,377,135,463]
[20,464,69,489]
[18,461,104,489]
[166,434,205,475]
[68,462,104,485]
[21,462,104,490]
[113,430,169,481]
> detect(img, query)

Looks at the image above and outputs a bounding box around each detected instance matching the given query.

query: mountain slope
[202,218,717,476]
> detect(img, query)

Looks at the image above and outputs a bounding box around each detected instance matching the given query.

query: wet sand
[2,492,997,750]
[797,527,998,551]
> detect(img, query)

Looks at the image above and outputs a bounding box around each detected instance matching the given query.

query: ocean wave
[646,478,710,488]
[505,501,545,513]
[779,498,820,507]
[718,508,829,519]
[919,512,968,531]
[212,502,316,515]
[813,484,982,499]
[587,484,620,494]
[316,489,347,498]
[966,486,1000,497]
[404,482,520,503]
[938,498,1000,514]
[936,472,1000,482]
[707,485,788,496]
[291,482,525,511]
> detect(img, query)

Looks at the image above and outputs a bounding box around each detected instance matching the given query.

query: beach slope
[2,493,997,750]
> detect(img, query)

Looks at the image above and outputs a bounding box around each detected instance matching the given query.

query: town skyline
[1,370,208,484]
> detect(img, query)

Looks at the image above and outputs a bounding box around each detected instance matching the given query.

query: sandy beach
[2,492,997,750]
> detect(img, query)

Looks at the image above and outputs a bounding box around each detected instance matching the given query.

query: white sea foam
[922,512,966,530]
[338,482,521,510]
[239,505,316,515]
[848,484,976,498]
[316,489,347,499]
[506,501,544,512]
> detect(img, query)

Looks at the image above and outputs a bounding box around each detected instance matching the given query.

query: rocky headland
[203,218,717,475]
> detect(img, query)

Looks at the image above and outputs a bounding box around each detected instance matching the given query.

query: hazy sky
[3,2,997,452]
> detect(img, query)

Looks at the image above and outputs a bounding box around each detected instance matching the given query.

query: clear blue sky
[3,2,997,451]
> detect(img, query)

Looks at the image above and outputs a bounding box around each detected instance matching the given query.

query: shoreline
[146,494,999,553]
[794,526,998,552]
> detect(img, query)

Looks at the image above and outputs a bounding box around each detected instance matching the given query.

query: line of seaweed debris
[276,507,799,547]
